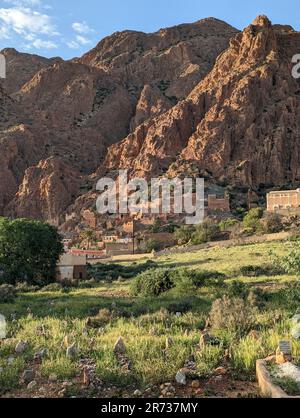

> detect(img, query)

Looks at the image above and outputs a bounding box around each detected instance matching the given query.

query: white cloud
[27,37,58,49]
[66,40,80,50]
[4,0,42,6]
[76,35,91,45]
[0,7,58,37]
[72,21,93,34]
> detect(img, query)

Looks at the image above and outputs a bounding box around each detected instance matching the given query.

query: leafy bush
[0,284,16,303]
[144,239,160,253]
[89,260,157,282]
[210,296,257,337]
[219,219,239,231]
[15,282,40,293]
[174,225,195,245]
[167,300,193,313]
[271,248,300,274]
[263,214,283,233]
[238,264,284,277]
[86,308,114,328]
[131,268,175,297]
[170,268,225,296]
[41,283,63,292]
[243,208,264,233]
[226,281,249,299]
[191,220,220,244]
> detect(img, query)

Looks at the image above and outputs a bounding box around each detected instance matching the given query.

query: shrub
[167,300,193,314]
[210,296,257,337]
[174,225,195,245]
[219,219,239,232]
[271,248,300,274]
[191,220,220,244]
[41,283,62,292]
[87,308,114,328]
[144,239,160,253]
[243,208,264,233]
[238,264,284,277]
[226,281,249,299]
[263,214,283,233]
[170,269,225,296]
[0,284,16,303]
[131,268,175,297]
[15,282,40,293]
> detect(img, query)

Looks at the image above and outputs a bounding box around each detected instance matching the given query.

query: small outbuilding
[56,253,87,281]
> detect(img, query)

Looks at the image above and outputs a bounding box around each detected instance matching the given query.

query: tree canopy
[0,218,64,285]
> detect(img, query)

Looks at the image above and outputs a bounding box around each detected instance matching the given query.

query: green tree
[191,219,220,244]
[0,218,63,285]
[80,229,96,249]
[243,208,264,232]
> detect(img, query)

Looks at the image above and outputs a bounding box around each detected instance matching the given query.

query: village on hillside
[57,188,300,281]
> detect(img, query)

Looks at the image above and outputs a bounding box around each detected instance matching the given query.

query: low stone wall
[256,357,300,398]
[156,231,292,257]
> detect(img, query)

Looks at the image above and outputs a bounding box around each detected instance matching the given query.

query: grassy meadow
[0,240,300,398]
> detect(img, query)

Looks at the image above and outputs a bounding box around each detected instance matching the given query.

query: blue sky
[0,0,299,59]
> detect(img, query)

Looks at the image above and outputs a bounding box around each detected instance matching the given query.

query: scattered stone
[200,332,219,348]
[276,362,300,387]
[176,312,182,317]
[22,369,35,384]
[15,340,28,354]
[165,337,173,350]
[214,366,227,376]
[175,369,187,385]
[34,348,48,361]
[7,356,15,365]
[191,380,201,389]
[66,342,77,360]
[133,389,142,397]
[36,324,46,336]
[62,381,73,387]
[114,337,126,354]
[291,315,300,340]
[63,335,70,348]
[49,373,58,383]
[79,359,102,389]
[58,388,66,398]
[276,341,292,365]
[27,381,37,390]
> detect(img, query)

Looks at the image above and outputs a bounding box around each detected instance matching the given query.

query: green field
[0,240,300,398]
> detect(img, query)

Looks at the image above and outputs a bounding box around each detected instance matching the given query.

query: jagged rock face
[0,18,237,223]
[106,16,300,190]
[79,18,238,98]
[2,16,300,225]
[6,157,83,225]
[0,48,62,95]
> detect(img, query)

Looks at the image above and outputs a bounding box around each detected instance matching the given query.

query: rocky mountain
[106,16,300,191]
[0,18,237,225]
[1,16,300,226]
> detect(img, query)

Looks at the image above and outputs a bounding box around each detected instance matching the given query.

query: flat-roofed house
[56,253,87,281]
[267,189,300,212]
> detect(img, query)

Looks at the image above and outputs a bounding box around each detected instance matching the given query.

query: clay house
[56,253,87,281]
[207,194,230,213]
[267,189,300,213]
[82,209,97,229]
[103,233,119,243]
[122,221,135,234]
